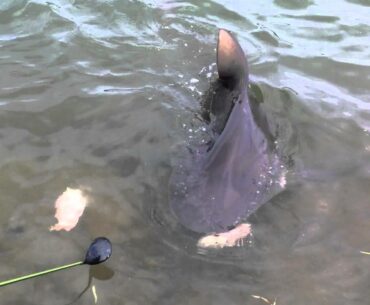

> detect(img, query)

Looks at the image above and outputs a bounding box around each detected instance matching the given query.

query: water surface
[0,0,369,304]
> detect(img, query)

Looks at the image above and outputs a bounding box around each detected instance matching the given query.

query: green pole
[0,261,84,287]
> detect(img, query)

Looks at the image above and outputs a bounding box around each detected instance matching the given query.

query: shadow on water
[66,264,114,305]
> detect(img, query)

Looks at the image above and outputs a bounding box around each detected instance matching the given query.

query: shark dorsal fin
[217,29,248,85]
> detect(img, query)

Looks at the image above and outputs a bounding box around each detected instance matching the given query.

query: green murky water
[0,0,369,304]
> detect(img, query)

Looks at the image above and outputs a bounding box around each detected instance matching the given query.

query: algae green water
[0,1,369,304]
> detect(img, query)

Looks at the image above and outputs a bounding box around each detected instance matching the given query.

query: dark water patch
[274,0,313,10]
[158,0,251,26]
[251,29,281,47]
[346,0,370,6]
[282,14,340,23]
[342,44,366,52]
[248,188,301,251]
[108,156,141,177]
[293,28,344,42]
[280,55,370,95]
[340,23,370,37]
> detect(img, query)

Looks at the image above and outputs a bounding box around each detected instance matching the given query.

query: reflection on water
[0,0,369,304]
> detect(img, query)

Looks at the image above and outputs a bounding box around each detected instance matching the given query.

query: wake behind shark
[170,29,285,237]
